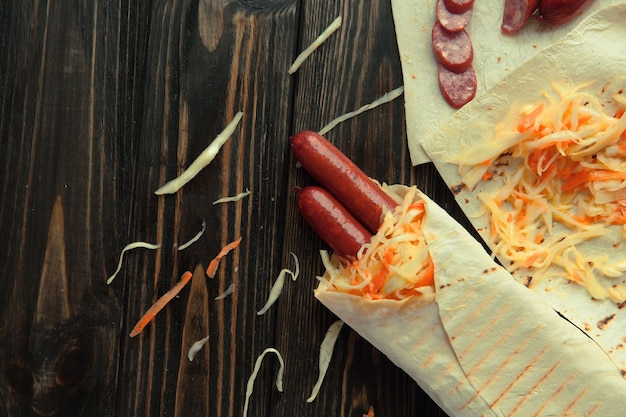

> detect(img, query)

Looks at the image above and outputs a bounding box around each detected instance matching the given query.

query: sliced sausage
[437,64,477,109]
[443,0,474,14]
[501,0,540,34]
[297,186,371,260]
[432,21,473,74]
[436,0,473,32]
[537,0,589,24]
[290,131,397,234]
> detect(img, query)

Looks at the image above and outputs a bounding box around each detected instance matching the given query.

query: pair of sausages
[291,131,397,260]
[432,0,477,109]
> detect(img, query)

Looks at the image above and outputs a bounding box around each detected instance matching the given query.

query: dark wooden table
[0,1,471,416]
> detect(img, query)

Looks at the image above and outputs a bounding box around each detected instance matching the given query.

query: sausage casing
[290,131,397,233]
[297,186,371,260]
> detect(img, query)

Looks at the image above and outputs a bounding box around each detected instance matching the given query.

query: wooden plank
[0,1,137,415]
[279,1,450,417]
[0,0,460,416]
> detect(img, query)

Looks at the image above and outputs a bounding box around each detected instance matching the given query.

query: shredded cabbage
[307,320,344,403]
[107,241,161,285]
[457,81,626,303]
[212,188,251,205]
[242,348,285,417]
[187,335,210,361]
[257,253,299,315]
[318,187,435,300]
[177,219,206,251]
[288,16,342,75]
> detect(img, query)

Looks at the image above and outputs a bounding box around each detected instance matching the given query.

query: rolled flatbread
[315,184,626,417]
[391,0,624,165]
[422,4,626,378]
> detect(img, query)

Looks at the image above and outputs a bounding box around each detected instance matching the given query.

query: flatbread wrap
[422,4,626,378]
[390,0,624,165]
[314,184,626,416]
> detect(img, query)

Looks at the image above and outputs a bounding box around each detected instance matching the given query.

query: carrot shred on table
[129,270,193,338]
[206,236,243,278]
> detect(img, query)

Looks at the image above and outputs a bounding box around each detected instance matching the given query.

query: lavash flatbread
[422,4,626,379]
[315,184,626,417]
[391,0,624,165]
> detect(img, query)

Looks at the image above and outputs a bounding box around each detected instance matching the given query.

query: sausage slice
[437,64,477,109]
[436,0,473,32]
[443,0,475,14]
[432,21,473,74]
[501,0,540,34]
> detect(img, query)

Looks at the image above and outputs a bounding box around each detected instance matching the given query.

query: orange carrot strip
[517,103,544,132]
[415,258,435,288]
[562,169,626,192]
[129,271,193,338]
[523,252,543,268]
[206,236,243,278]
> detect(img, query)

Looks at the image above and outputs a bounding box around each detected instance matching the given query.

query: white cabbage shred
[306,320,344,403]
[187,335,210,361]
[257,253,299,315]
[288,16,342,75]
[155,111,244,195]
[242,348,285,417]
[107,241,161,285]
[177,219,206,251]
[212,188,251,205]
[318,86,404,136]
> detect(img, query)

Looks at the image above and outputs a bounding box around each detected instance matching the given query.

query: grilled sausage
[297,186,371,260]
[290,131,397,234]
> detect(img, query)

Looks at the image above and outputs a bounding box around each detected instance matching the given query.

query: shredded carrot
[457,82,626,303]
[416,259,435,288]
[562,169,626,192]
[517,103,544,132]
[129,271,193,338]
[319,186,435,301]
[523,252,543,268]
[206,236,243,278]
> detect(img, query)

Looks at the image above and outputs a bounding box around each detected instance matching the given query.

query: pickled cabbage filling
[457,82,626,304]
[318,187,435,300]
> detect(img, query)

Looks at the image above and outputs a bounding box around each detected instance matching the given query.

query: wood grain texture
[0,0,463,416]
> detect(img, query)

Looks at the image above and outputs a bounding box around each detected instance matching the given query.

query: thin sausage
[431,21,473,74]
[443,0,474,14]
[501,0,540,34]
[297,186,371,260]
[290,131,397,234]
[437,63,477,109]
[436,0,473,32]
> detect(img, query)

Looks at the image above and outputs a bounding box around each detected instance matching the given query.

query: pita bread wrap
[315,184,626,416]
[390,0,624,165]
[422,4,626,379]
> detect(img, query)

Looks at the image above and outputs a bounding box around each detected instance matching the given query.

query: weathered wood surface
[0,0,468,416]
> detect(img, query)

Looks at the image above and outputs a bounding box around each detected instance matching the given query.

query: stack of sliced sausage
[432,0,477,109]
